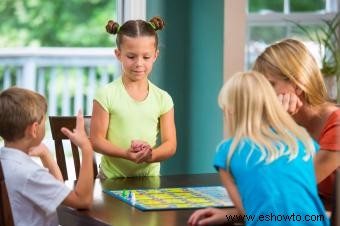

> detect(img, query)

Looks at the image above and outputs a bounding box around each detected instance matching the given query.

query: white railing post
[74,68,84,115]
[15,67,22,87]
[48,68,58,116]
[3,67,11,89]
[62,69,71,116]
[22,58,36,90]
[100,68,109,86]
[37,68,45,95]
[87,67,96,115]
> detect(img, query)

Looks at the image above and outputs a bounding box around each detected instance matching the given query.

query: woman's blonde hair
[253,38,329,106]
[218,71,315,166]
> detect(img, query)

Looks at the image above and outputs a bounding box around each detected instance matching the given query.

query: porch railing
[0,47,119,178]
[0,47,119,116]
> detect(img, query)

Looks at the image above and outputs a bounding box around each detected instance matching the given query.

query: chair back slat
[49,116,97,180]
[71,143,81,179]
[54,139,68,180]
[0,161,15,226]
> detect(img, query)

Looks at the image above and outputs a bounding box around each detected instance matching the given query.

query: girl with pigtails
[90,17,177,179]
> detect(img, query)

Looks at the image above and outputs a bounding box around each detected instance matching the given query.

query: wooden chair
[49,116,98,181]
[331,168,339,226]
[0,160,15,226]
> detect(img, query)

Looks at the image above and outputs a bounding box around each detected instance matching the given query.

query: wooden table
[57,173,237,226]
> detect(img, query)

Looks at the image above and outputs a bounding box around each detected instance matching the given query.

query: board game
[103,186,233,211]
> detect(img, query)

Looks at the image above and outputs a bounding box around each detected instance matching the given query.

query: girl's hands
[278,93,303,115]
[127,140,152,163]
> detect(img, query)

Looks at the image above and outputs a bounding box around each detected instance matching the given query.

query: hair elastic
[148,22,156,30]
[116,25,121,33]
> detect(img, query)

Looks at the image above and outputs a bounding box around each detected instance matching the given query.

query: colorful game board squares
[153,194,173,199]
[138,199,163,205]
[104,186,234,211]
[162,198,186,204]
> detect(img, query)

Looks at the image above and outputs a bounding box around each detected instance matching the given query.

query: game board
[103,186,233,211]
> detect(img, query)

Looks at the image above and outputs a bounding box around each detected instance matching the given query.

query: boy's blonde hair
[0,87,47,142]
[218,71,315,165]
[253,38,329,106]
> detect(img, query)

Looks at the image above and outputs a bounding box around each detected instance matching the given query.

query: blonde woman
[253,39,340,210]
[188,71,329,226]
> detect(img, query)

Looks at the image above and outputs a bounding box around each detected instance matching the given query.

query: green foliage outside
[249,0,325,13]
[0,0,116,47]
[249,0,284,13]
[0,0,118,119]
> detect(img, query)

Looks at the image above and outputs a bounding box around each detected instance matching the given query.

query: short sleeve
[318,110,340,151]
[94,85,110,112]
[213,140,232,171]
[160,91,174,115]
[22,168,71,216]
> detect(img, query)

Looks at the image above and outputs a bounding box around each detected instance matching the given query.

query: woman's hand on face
[278,93,303,115]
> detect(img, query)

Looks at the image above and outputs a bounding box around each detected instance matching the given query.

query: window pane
[247,26,286,68]
[248,0,284,13]
[290,24,325,41]
[250,26,286,42]
[290,24,328,68]
[290,0,325,12]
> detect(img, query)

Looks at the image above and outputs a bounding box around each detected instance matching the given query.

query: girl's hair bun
[149,16,165,31]
[106,20,120,34]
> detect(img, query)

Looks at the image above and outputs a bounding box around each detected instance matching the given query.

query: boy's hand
[29,143,49,158]
[61,110,91,151]
[29,143,64,181]
[278,93,303,115]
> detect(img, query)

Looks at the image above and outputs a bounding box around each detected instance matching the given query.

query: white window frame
[247,0,338,25]
[117,0,146,23]
[245,0,339,69]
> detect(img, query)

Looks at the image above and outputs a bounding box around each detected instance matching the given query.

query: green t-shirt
[94,77,173,178]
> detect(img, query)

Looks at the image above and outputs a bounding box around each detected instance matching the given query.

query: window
[0,0,146,180]
[246,0,339,69]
